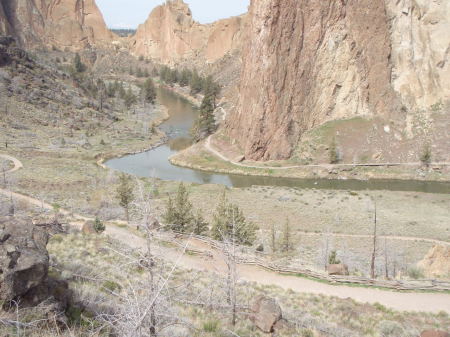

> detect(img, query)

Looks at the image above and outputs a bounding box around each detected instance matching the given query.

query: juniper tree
[212,191,257,246]
[73,53,85,73]
[329,137,339,164]
[94,217,106,234]
[191,210,208,236]
[124,87,137,109]
[116,173,134,223]
[163,183,193,233]
[189,70,203,95]
[420,143,432,167]
[142,78,157,105]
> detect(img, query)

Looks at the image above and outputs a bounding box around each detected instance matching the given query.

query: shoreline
[170,141,450,185]
[100,85,450,186]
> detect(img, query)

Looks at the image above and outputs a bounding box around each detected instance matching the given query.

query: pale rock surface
[131,0,246,65]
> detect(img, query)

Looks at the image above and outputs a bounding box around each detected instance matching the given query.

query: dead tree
[370,199,378,279]
[217,209,239,326]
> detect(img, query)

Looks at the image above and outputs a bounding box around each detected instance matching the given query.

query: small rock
[234,155,245,163]
[327,264,349,276]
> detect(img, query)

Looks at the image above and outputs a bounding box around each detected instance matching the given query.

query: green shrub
[203,319,220,332]
[377,320,405,337]
[94,217,106,234]
[302,328,314,337]
[408,267,424,280]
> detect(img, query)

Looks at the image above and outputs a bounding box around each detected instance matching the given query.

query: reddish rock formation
[0,0,113,50]
[131,0,246,65]
[224,0,450,161]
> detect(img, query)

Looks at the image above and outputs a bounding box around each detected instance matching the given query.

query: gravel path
[2,152,450,313]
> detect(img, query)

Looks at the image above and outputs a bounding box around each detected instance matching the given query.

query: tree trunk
[370,201,377,279]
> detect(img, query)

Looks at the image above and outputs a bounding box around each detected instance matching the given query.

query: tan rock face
[0,0,112,50]
[387,0,450,109]
[224,0,450,161]
[131,0,246,65]
[418,245,450,279]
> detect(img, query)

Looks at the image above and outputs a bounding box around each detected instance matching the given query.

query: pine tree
[118,81,126,99]
[212,191,257,246]
[189,70,203,95]
[73,53,85,73]
[163,183,193,233]
[179,68,191,87]
[116,173,134,223]
[191,89,217,141]
[124,87,137,109]
[329,137,340,164]
[142,78,157,105]
[163,196,176,224]
[94,217,106,234]
[191,210,208,236]
[420,143,432,167]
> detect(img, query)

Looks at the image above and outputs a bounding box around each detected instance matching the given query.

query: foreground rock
[250,295,282,333]
[0,217,70,322]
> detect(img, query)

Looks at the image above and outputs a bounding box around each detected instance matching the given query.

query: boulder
[421,330,449,337]
[250,295,282,333]
[0,216,70,318]
[327,264,349,276]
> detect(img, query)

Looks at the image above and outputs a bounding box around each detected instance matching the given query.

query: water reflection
[106,87,450,194]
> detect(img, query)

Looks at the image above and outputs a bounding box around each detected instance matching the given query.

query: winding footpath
[1,153,450,313]
[205,136,450,170]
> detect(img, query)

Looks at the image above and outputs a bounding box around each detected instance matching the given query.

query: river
[105,87,450,194]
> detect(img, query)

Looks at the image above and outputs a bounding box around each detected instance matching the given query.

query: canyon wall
[131,0,247,65]
[224,0,450,161]
[0,0,113,50]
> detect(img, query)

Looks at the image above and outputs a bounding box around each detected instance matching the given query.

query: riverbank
[170,135,450,183]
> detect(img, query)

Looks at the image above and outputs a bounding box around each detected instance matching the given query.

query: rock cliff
[0,0,112,50]
[224,0,450,161]
[131,0,246,65]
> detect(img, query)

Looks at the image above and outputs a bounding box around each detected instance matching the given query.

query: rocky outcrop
[250,295,282,333]
[0,0,113,50]
[131,0,246,65]
[418,245,450,279]
[224,0,450,160]
[0,217,69,317]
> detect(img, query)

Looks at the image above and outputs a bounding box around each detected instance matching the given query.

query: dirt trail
[2,153,450,313]
[205,136,450,170]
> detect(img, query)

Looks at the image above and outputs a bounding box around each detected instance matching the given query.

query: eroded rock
[0,216,70,320]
